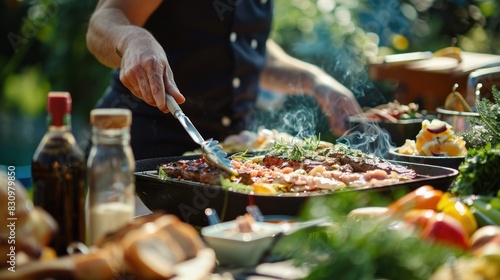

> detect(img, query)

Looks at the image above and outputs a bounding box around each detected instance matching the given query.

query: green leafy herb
[451,142,500,196]
[461,86,500,149]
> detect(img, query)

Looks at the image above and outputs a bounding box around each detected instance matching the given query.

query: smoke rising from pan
[252,94,327,140]
[337,122,395,158]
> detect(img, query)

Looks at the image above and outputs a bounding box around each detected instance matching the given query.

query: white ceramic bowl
[201,221,283,267]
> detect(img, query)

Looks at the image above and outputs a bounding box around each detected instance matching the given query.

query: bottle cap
[47,92,72,126]
[90,108,132,129]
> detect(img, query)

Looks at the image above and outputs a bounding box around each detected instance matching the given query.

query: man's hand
[86,0,185,114]
[119,36,185,113]
[261,40,362,137]
[314,81,363,136]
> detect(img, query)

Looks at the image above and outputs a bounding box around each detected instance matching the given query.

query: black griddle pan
[135,155,459,227]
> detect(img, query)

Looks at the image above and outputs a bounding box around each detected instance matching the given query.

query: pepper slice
[438,193,478,237]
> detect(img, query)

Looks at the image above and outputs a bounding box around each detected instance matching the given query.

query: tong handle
[165,93,182,119]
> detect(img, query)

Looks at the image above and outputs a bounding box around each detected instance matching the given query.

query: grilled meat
[263,146,417,179]
[159,158,231,186]
[158,143,418,193]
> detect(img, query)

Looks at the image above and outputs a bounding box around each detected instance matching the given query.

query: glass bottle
[32,91,86,256]
[86,108,135,245]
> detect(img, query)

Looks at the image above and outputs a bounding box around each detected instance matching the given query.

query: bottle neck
[91,126,131,146]
[47,113,72,128]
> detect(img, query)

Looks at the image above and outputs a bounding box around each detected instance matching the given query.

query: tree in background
[0,0,108,118]
[271,0,500,108]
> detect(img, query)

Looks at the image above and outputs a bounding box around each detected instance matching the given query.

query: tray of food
[135,140,459,227]
[346,100,433,146]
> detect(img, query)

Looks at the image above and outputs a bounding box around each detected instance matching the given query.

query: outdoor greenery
[1,0,499,164]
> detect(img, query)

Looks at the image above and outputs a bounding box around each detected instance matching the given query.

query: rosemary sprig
[461,86,500,149]
[268,135,322,161]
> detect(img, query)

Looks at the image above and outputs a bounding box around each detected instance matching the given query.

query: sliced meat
[341,155,417,179]
[158,158,230,186]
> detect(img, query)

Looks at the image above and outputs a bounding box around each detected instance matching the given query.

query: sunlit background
[1,0,499,187]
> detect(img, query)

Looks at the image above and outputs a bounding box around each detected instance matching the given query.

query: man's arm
[260,40,362,136]
[86,0,184,113]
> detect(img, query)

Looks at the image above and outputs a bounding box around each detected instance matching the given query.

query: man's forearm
[259,40,318,95]
[86,7,153,69]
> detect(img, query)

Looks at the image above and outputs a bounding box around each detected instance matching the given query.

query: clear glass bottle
[86,108,135,245]
[32,91,86,256]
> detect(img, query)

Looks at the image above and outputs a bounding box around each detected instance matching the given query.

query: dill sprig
[461,86,500,149]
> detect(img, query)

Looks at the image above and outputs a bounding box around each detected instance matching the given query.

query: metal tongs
[165,94,235,174]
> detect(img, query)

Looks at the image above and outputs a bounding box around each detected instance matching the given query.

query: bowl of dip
[201,220,282,267]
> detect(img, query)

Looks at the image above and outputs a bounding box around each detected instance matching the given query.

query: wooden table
[369,52,500,111]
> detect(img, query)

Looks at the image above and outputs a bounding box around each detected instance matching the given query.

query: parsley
[451,142,500,196]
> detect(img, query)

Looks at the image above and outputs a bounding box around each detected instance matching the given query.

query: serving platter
[135,155,459,227]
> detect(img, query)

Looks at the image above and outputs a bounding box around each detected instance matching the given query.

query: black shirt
[96,0,273,159]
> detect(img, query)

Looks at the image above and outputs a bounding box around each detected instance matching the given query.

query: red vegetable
[404,209,470,250]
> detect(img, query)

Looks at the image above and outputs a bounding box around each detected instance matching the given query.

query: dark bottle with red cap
[32,91,86,256]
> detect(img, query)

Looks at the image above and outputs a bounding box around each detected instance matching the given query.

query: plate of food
[347,100,432,146]
[135,139,459,227]
[388,119,467,169]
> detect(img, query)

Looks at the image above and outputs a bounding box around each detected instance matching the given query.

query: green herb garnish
[268,135,322,161]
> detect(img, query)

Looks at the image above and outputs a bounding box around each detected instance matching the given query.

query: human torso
[127,0,273,138]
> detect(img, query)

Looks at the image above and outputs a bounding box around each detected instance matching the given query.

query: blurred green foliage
[271,191,464,280]
[271,0,500,107]
[0,0,109,118]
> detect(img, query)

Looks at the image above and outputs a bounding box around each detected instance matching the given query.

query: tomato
[421,212,470,250]
[388,185,443,213]
[403,209,470,250]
